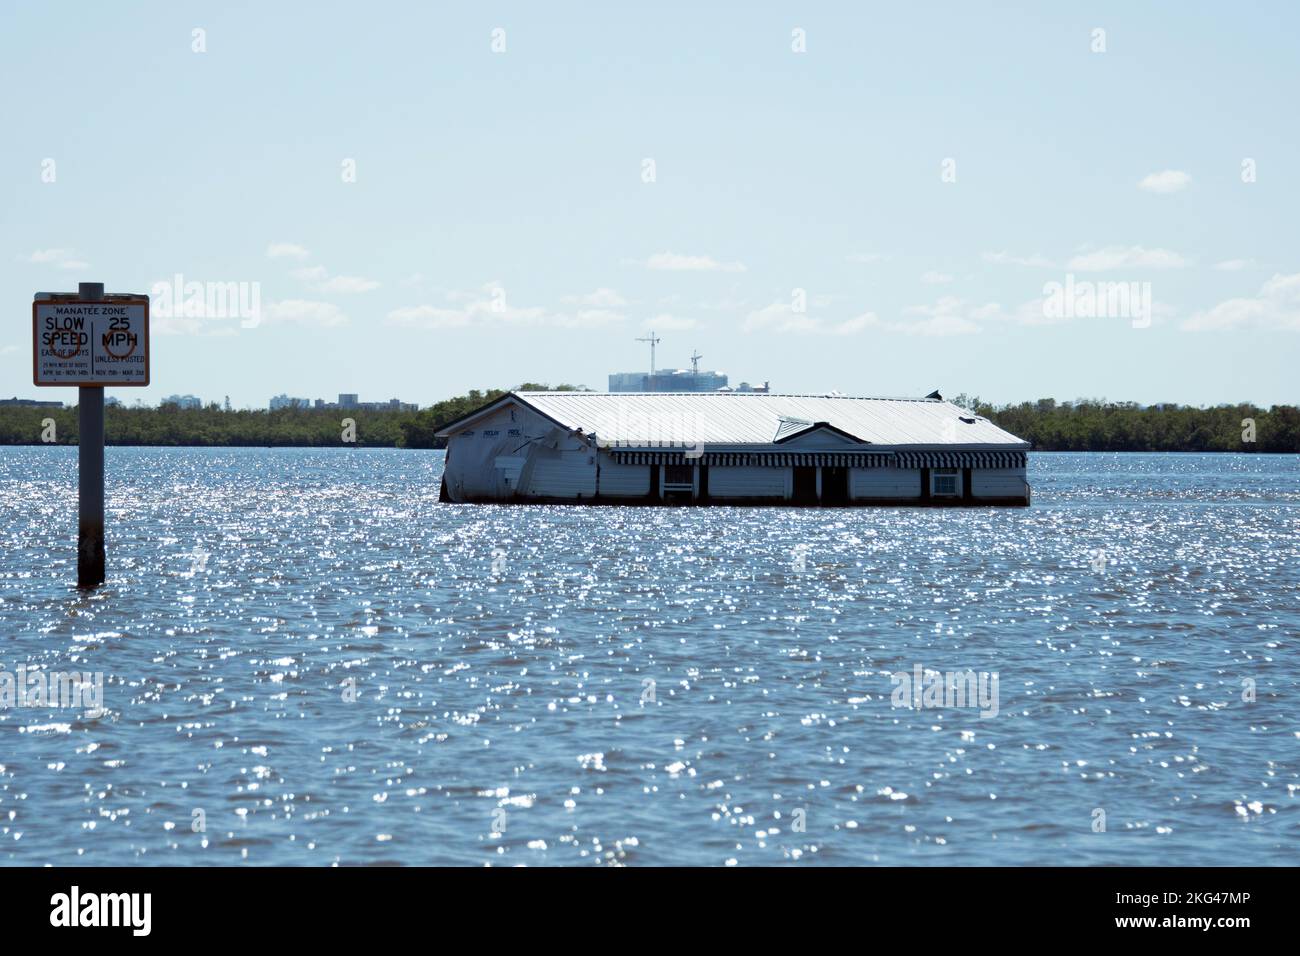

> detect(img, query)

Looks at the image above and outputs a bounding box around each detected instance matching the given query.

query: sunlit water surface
[1,448,1296,865]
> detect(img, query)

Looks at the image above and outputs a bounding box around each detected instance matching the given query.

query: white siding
[851,467,921,499]
[971,468,1027,499]
[709,466,787,499]
[598,459,651,497]
[494,455,526,487]
[523,452,597,499]
[442,405,547,500]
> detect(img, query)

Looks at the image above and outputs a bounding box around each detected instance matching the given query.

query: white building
[436,391,1031,506]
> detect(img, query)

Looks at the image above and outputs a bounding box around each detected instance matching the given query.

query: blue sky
[3,1,1297,408]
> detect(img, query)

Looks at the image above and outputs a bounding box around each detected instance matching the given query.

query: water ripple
[0,448,1296,865]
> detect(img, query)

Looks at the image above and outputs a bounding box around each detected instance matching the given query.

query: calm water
[1,448,1296,866]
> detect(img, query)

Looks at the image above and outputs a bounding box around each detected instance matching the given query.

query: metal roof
[480,391,1028,449]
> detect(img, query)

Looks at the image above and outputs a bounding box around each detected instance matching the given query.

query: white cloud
[986,297,1067,327]
[25,249,68,263]
[1138,170,1192,194]
[894,297,985,335]
[387,285,625,331]
[262,300,348,327]
[831,314,873,335]
[644,313,698,331]
[1212,258,1258,271]
[321,275,381,293]
[693,296,750,312]
[1067,246,1189,271]
[743,294,1000,337]
[846,253,889,264]
[984,296,1081,327]
[387,305,469,329]
[842,297,1004,335]
[152,314,215,336]
[22,248,89,270]
[921,271,954,285]
[982,250,1054,268]
[288,264,379,293]
[645,252,746,273]
[562,288,627,308]
[267,242,310,260]
[744,301,820,334]
[980,290,1175,328]
[743,301,864,336]
[1183,272,1300,331]
[558,309,624,329]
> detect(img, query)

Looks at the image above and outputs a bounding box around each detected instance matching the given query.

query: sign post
[33,284,150,588]
[77,283,107,588]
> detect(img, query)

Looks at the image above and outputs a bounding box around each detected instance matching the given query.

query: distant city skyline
[270,393,419,412]
[4,3,1298,408]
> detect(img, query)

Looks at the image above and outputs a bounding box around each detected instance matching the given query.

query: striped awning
[609,450,893,467]
[702,451,894,467]
[608,449,1026,468]
[610,450,691,465]
[893,450,1026,469]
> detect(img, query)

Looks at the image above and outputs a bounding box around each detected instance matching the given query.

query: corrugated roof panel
[512,392,1028,448]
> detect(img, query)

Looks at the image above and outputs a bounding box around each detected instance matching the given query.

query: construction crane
[636,332,662,378]
[690,350,703,375]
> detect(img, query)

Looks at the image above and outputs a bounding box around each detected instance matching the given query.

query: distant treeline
[957,396,1300,454]
[0,385,580,449]
[1,390,1297,452]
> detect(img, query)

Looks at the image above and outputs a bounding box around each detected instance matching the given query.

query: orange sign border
[32,295,151,387]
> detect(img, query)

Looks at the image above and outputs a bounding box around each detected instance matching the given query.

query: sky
[3,1,1297,409]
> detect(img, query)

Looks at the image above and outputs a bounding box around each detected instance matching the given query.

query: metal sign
[33,294,150,386]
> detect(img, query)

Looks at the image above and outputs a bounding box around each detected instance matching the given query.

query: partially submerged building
[435,391,1031,506]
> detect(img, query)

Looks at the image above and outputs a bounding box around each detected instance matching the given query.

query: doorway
[821,466,849,505]
[793,466,817,504]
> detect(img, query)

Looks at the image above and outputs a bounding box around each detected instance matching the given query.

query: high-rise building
[610,343,766,393]
[277,394,417,411]
[608,368,732,392]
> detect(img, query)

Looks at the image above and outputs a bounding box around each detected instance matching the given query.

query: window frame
[930,468,960,497]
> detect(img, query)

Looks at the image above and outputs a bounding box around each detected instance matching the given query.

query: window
[931,469,959,497]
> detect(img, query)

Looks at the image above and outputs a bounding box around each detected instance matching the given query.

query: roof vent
[925,389,942,400]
